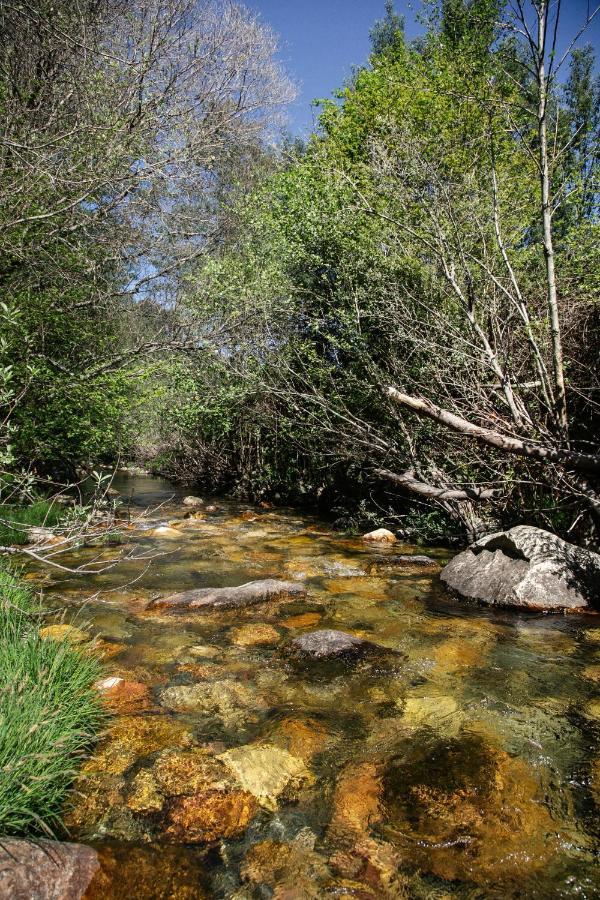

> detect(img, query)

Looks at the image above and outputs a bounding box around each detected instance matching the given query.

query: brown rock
[0,838,100,900]
[84,843,209,899]
[126,769,164,813]
[273,717,329,762]
[94,640,127,661]
[381,734,559,886]
[582,665,600,683]
[101,679,154,714]
[164,789,257,843]
[175,662,224,679]
[329,762,383,845]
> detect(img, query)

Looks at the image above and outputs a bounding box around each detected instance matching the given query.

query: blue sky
[246,0,600,136]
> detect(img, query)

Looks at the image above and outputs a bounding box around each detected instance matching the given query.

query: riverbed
[30,474,600,898]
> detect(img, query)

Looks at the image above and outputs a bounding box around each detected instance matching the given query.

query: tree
[370,1,404,55]
[0,0,294,477]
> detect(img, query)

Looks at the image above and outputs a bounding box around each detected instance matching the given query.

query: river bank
[10,473,600,898]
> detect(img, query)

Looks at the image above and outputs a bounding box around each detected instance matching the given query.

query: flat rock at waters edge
[148,579,306,612]
[441,525,600,612]
[288,629,385,660]
[0,838,100,900]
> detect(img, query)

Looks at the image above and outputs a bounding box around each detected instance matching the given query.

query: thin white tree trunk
[537,1,569,436]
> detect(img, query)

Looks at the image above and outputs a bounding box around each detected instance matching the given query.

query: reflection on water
[30,475,600,898]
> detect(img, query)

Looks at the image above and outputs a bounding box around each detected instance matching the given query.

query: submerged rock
[126,769,164,814]
[281,611,323,629]
[100,679,154,714]
[84,843,210,899]
[218,743,314,811]
[39,623,89,644]
[148,578,306,612]
[381,734,559,886]
[160,679,264,730]
[164,789,257,843]
[241,836,330,898]
[401,694,463,736]
[441,525,600,611]
[272,716,330,762]
[397,554,438,566]
[288,629,383,661]
[329,761,383,843]
[152,747,232,796]
[328,763,406,897]
[0,838,100,900]
[363,528,397,544]
[228,623,281,647]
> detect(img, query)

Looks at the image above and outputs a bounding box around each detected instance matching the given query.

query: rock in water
[288,629,381,660]
[363,528,397,544]
[218,743,314,810]
[182,496,203,507]
[441,525,600,612]
[0,839,100,900]
[148,579,306,611]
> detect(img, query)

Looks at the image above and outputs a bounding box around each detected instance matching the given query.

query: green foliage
[370,1,405,56]
[0,565,104,836]
[166,0,598,543]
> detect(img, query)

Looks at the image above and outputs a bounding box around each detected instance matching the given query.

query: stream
[29,474,600,898]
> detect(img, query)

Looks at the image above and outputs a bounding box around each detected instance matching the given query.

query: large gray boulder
[148,579,306,612]
[0,838,100,900]
[441,525,600,612]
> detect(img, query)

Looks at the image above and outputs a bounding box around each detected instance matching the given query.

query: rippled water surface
[30,475,600,898]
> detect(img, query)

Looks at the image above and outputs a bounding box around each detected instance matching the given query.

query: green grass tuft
[0,500,65,545]
[0,564,105,836]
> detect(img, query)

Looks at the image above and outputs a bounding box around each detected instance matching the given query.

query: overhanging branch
[374,468,501,502]
[387,387,600,474]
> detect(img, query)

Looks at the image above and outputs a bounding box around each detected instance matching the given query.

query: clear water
[29,475,600,898]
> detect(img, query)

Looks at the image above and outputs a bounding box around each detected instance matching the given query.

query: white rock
[363,528,397,544]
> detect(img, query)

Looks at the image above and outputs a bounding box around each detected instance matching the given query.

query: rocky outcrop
[148,578,306,612]
[0,838,100,900]
[288,629,383,660]
[441,525,600,612]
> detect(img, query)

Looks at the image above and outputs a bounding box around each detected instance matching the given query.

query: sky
[246,0,600,137]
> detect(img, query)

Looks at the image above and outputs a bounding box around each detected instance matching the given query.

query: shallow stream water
[30,474,600,898]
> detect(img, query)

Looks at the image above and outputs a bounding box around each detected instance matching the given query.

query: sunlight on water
[30,475,600,898]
